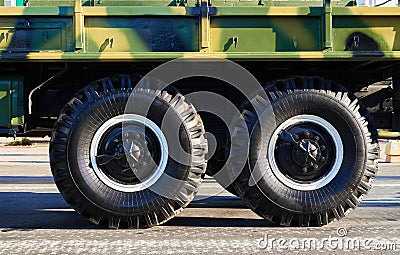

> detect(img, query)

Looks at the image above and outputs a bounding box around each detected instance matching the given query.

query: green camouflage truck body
[0,0,399,133]
[1,0,400,60]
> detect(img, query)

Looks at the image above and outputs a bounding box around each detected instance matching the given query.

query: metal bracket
[200,0,210,51]
[353,36,360,48]
[0,32,9,43]
[74,0,84,50]
[28,64,69,115]
[323,0,333,50]
[177,0,188,6]
[233,37,238,48]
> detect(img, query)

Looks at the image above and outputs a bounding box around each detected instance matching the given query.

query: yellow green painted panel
[0,18,72,52]
[211,17,321,52]
[333,17,400,52]
[85,17,198,52]
[211,28,276,52]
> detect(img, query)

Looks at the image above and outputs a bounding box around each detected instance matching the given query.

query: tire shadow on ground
[0,193,273,229]
[0,192,95,230]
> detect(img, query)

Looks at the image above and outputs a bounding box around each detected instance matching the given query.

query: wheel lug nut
[321,145,326,151]
[314,136,320,141]
[302,167,308,173]
[313,164,318,169]
[293,134,299,140]
[304,131,311,138]
[321,156,326,161]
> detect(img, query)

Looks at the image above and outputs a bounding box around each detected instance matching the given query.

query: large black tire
[232,77,379,227]
[50,75,207,229]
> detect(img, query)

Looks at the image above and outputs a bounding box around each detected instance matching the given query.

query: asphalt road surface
[0,139,399,254]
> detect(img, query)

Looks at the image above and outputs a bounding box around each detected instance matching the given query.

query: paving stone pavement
[0,141,399,254]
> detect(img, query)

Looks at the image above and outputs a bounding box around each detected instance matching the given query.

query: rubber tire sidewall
[67,90,192,216]
[250,90,367,214]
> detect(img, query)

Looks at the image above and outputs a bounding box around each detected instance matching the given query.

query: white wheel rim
[90,114,168,192]
[268,115,343,191]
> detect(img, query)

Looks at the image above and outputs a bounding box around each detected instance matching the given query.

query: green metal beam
[323,0,333,50]
[213,7,324,16]
[1,51,400,62]
[74,0,84,50]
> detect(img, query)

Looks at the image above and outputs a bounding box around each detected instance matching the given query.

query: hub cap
[90,114,168,192]
[268,115,343,191]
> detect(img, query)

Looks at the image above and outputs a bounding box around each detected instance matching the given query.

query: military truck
[1,0,398,228]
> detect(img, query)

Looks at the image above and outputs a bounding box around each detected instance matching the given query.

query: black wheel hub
[95,123,161,185]
[275,124,335,182]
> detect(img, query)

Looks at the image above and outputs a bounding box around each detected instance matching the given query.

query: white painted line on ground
[0,162,49,165]
[362,200,400,204]
[373,183,400,187]
[37,209,74,212]
[0,160,49,163]
[0,186,57,190]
